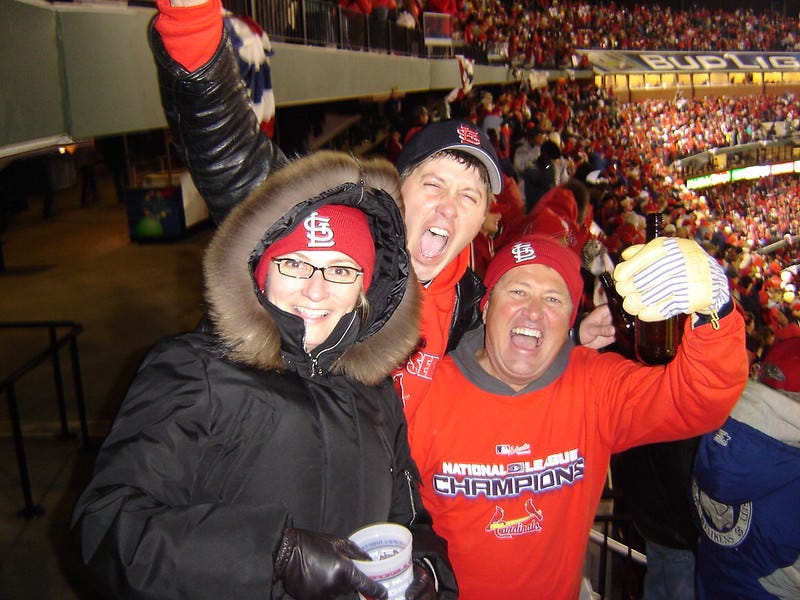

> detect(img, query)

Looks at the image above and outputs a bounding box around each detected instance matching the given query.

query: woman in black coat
[72,151,457,600]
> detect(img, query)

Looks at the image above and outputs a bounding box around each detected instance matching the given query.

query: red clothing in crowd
[492,173,525,246]
[426,0,458,16]
[775,321,800,341]
[393,246,471,423]
[371,0,397,11]
[403,125,425,145]
[519,186,584,254]
[339,0,372,14]
[470,173,525,279]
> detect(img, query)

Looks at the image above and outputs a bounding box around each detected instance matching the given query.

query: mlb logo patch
[712,428,731,447]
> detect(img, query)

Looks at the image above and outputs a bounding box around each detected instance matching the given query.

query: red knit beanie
[481,234,583,326]
[254,205,375,292]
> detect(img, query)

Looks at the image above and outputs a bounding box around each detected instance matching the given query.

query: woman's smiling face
[266,250,364,351]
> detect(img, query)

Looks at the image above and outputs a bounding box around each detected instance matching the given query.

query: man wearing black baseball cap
[396,119,504,197]
[392,119,507,418]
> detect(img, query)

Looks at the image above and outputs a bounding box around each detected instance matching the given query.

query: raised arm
[149,0,286,223]
[597,237,747,449]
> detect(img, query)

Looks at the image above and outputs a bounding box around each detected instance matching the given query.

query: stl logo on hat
[303,211,335,247]
[456,123,482,146]
[511,241,537,264]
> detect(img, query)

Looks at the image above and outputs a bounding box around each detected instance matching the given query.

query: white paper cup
[349,522,413,600]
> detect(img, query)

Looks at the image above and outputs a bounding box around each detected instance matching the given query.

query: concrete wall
[1,0,67,152]
[1,0,514,157]
[58,3,166,139]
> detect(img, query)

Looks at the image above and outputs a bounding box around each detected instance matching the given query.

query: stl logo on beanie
[457,123,482,146]
[511,241,537,263]
[303,211,335,247]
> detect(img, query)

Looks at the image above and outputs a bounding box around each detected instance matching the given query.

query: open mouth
[419,226,450,258]
[511,326,543,348]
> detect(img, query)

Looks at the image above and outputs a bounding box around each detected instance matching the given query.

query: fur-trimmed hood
[204,151,420,386]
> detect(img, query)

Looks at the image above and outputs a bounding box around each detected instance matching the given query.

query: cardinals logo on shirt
[485,499,544,539]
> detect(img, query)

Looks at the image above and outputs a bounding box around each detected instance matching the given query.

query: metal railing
[583,484,648,600]
[0,321,90,519]
[227,0,426,56]
[587,513,647,599]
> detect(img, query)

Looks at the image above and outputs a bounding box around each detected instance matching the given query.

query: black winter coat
[72,152,457,599]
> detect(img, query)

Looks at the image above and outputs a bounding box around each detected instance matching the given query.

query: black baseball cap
[396,119,503,194]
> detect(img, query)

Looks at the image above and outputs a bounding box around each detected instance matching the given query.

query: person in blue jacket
[692,336,800,600]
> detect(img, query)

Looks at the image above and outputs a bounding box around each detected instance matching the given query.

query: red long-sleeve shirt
[409,310,747,600]
[393,247,471,424]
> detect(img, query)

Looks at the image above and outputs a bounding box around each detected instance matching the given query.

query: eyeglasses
[271,258,363,284]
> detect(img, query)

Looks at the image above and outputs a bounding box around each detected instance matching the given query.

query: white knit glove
[614,237,729,322]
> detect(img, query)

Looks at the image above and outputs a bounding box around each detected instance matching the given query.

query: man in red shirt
[408,234,747,599]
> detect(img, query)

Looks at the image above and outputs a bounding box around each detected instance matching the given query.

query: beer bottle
[634,212,682,365]
[598,271,636,359]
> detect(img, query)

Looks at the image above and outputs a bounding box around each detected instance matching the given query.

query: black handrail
[226,0,429,58]
[0,320,91,519]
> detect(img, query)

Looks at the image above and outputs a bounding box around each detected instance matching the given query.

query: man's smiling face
[401,155,490,282]
[477,263,573,391]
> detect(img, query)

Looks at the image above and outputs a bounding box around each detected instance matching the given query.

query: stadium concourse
[0,167,211,599]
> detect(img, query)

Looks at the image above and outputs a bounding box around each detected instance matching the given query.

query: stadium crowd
[332,0,800,67]
[384,78,799,370]
[619,94,800,164]
[451,0,800,67]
